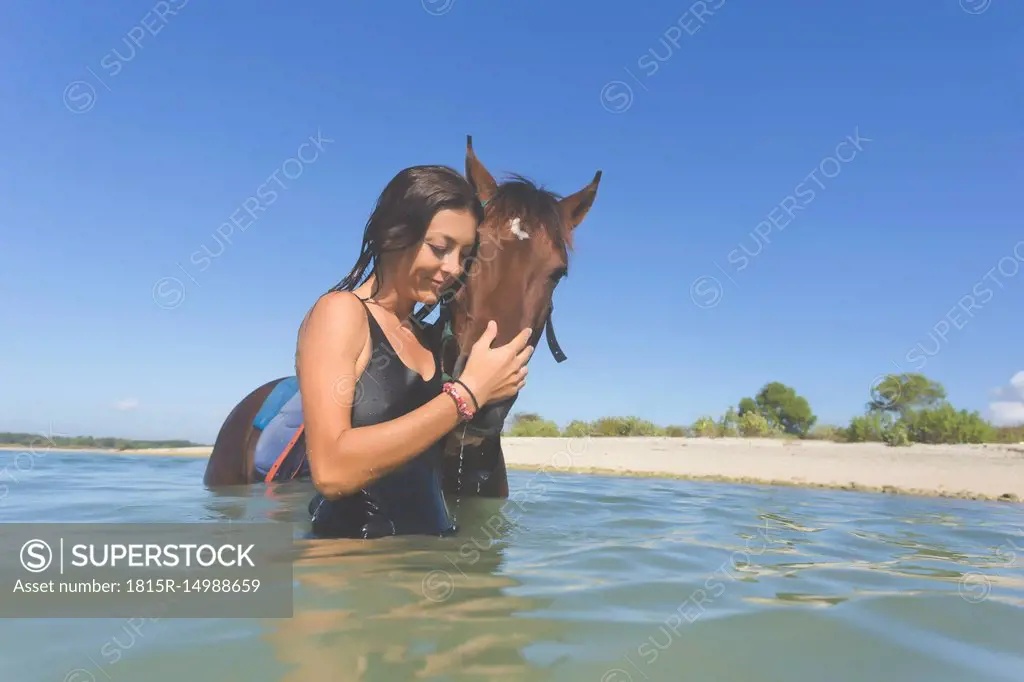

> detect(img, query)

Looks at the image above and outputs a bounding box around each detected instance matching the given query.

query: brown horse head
[440,135,601,440]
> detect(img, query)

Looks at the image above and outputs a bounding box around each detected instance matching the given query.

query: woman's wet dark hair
[331,165,484,296]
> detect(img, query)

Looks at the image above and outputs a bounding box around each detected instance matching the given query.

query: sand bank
[500,437,1024,502]
[3,438,1022,501]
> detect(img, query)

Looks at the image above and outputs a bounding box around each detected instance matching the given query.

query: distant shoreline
[0,445,212,456]
[3,438,1022,502]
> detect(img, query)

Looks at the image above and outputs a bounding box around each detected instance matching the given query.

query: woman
[296,165,533,538]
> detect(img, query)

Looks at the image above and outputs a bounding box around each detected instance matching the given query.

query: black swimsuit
[307,295,456,538]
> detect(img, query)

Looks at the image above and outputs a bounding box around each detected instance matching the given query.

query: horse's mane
[484,174,573,256]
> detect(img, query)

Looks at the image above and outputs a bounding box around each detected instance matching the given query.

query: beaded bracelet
[442,381,475,421]
[451,378,479,411]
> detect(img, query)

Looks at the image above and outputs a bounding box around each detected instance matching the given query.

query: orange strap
[264,423,305,483]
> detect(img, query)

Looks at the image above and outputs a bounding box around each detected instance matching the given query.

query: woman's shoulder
[299,290,370,346]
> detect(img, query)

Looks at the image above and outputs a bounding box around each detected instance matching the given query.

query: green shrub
[589,416,663,437]
[718,406,739,437]
[739,411,775,437]
[991,424,1024,443]
[590,417,623,437]
[590,417,622,437]
[664,425,688,437]
[691,416,718,437]
[624,416,664,436]
[845,413,889,442]
[882,421,910,446]
[901,404,994,444]
[508,419,560,437]
[561,420,593,437]
[806,424,846,441]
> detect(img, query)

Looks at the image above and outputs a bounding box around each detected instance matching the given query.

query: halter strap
[544,305,566,363]
[432,305,565,383]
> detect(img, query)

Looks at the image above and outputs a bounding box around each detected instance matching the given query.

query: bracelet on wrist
[452,379,479,411]
[442,381,476,422]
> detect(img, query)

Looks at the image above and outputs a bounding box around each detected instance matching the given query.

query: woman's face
[402,208,478,305]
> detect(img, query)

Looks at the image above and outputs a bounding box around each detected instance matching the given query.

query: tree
[737,397,758,417]
[868,373,946,417]
[742,382,817,436]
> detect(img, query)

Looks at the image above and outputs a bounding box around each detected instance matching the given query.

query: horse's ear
[465,135,498,202]
[559,170,602,229]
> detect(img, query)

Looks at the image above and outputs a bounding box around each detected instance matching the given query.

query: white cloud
[990,402,1024,425]
[988,372,1024,426]
[114,398,139,411]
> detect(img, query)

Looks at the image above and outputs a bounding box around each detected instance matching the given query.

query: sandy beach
[3,438,1022,502]
[500,437,1024,502]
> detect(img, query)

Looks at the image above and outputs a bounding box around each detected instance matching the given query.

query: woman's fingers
[501,326,532,354]
[514,326,533,350]
[514,344,535,366]
[474,320,497,350]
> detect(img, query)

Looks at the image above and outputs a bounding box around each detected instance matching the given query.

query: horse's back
[203,377,291,487]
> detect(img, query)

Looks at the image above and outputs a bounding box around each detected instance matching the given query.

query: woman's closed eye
[430,242,473,261]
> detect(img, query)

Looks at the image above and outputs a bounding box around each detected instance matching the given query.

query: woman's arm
[297,291,465,498]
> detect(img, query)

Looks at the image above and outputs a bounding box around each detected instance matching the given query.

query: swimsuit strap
[352,295,389,347]
[353,295,430,370]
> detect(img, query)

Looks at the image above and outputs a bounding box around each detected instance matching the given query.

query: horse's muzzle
[468,394,518,436]
[449,354,520,439]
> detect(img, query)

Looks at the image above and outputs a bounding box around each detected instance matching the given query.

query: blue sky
[2,0,1023,443]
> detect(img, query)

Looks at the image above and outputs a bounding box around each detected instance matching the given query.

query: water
[1,449,1022,681]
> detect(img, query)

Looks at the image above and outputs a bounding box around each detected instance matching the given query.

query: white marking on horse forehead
[509,216,529,240]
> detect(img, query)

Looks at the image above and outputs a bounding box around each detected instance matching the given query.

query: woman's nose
[440,255,462,277]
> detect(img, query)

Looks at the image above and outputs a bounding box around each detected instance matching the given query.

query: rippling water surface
[1,449,1022,681]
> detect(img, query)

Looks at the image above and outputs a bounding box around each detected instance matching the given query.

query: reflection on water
[0,449,1022,681]
[270,525,560,681]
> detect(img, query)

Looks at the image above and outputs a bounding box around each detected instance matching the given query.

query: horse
[433,137,600,497]
[201,135,601,497]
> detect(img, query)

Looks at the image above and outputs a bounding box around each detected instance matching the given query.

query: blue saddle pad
[253,389,306,478]
[253,377,299,431]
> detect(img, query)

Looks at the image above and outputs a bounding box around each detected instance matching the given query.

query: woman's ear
[465,135,498,203]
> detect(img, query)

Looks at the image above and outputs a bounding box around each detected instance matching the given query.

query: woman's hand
[457,321,534,405]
